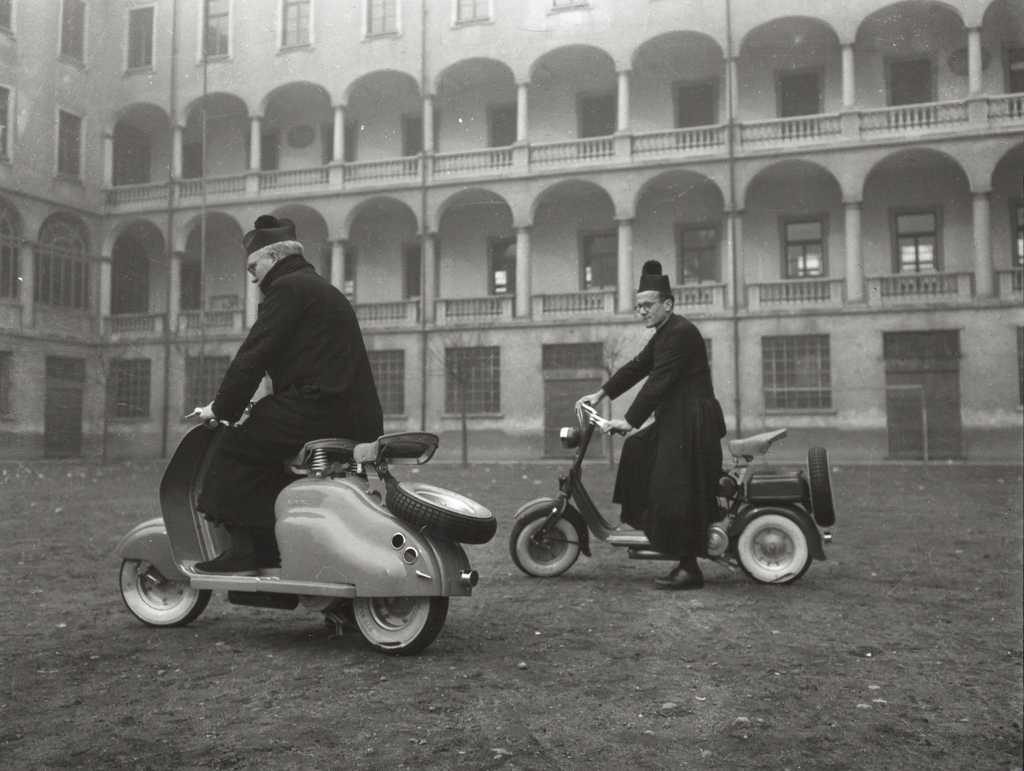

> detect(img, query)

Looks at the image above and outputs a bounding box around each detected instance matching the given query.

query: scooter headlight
[559,426,580,449]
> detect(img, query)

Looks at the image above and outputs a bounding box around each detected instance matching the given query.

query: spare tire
[385,478,497,545]
[807,447,836,527]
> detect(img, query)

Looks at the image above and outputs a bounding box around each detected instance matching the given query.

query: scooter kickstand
[323,610,346,639]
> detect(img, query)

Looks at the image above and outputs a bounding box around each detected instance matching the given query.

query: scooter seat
[288,438,357,470]
[727,428,787,458]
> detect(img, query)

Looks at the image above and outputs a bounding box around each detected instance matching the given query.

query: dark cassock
[602,283,727,560]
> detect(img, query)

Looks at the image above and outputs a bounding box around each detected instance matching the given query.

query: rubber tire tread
[385,478,497,544]
[508,508,582,577]
[355,596,449,656]
[119,561,212,628]
[807,447,836,526]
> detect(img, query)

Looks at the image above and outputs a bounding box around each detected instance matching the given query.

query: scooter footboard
[115,518,188,580]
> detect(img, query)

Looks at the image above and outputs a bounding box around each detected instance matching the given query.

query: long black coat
[603,313,726,558]
[198,253,383,528]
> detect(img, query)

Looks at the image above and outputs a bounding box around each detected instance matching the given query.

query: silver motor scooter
[116,417,495,655]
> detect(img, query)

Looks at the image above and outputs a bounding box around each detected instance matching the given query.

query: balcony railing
[436,295,514,325]
[739,114,842,147]
[997,268,1023,298]
[632,125,726,156]
[432,147,514,176]
[672,283,727,313]
[177,309,244,332]
[533,289,616,318]
[260,167,329,192]
[530,136,614,166]
[860,100,969,135]
[355,300,420,327]
[866,272,973,306]
[177,174,247,199]
[989,93,1024,124]
[343,157,420,184]
[747,278,845,310]
[106,181,169,207]
[104,312,166,338]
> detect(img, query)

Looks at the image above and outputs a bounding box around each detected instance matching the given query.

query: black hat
[243,215,297,256]
[637,260,671,297]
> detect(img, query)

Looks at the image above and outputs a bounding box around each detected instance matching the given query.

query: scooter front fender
[513,497,591,557]
[115,518,188,581]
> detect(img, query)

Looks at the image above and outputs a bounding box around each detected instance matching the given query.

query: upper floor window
[893,209,939,273]
[488,103,516,147]
[282,0,310,48]
[674,80,717,128]
[0,201,18,299]
[127,7,154,69]
[782,217,826,278]
[578,92,615,138]
[1013,200,1024,267]
[676,224,719,284]
[57,110,82,178]
[366,0,397,36]
[887,58,933,105]
[34,216,90,310]
[1006,48,1024,94]
[456,0,489,24]
[204,0,229,58]
[0,86,9,161]
[489,236,515,295]
[778,69,822,117]
[60,0,86,62]
[581,230,617,290]
[403,242,421,299]
[0,0,12,31]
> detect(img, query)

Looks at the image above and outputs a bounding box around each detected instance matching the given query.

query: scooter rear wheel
[735,513,811,585]
[352,596,449,655]
[509,510,581,577]
[119,559,211,627]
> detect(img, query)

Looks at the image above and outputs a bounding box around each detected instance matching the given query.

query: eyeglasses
[634,301,662,312]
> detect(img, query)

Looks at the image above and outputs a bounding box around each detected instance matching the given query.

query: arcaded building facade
[0,0,1021,461]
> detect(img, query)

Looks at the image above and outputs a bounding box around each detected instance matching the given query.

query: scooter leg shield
[115,518,188,580]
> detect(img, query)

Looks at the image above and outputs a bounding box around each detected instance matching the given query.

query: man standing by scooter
[577,260,726,590]
[193,214,383,572]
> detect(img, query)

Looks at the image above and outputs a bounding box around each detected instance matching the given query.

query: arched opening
[632,31,725,133]
[345,71,422,161]
[270,204,330,277]
[981,0,1024,94]
[111,221,165,314]
[435,59,517,152]
[0,196,22,300]
[35,214,90,310]
[990,142,1024,289]
[347,198,419,303]
[436,189,514,299]
[529,46,617,142]
[262,82,332,170]
[113,103,171,186]
[182,213,244,311]
[182,93,249,178]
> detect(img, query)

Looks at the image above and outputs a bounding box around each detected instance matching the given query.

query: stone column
[841,44,856,108]
[98,256,112,326]
[967,27,983,96]
[616,219,633,313]
[249,114,262,171]
[422,232,436,323]
[515,226,531,318]
[973,192,993,297]
[172,125,183,178]
[329,239,346,292]
[724,210,745,309]
[516,82,529,142]
[844,201,864,303]
[168,251,182,333]
[102,134,114,187]
[19,240,34,328]
[332,105,346,161]
[616,70,631,132]
[727,57,739,118]
[423,95,435,153]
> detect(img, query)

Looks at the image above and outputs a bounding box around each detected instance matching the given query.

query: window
[282,0,310,47]
[60,0,85,61]
[893,210,939,273]
[778,69,822,117]
[542,343,603,371]
[782,217,826,278]
[581,230,617,290]
[342,244,356,297]
[0,202,17,299]
[368,350,404,415]
[578,92,616,138]
[1018,328,1024,406]
[488,103,516,147]
[108,359,150,419]
[180,258,201,310]
[260,129,280,171]
[674,80,717,128]
[0,0,11,31]
[887,58,933,105]
[184,355,229,409]
[0,351,11,416]
[34,217,89,309]
[344,119,358,162]
[676,224,719,283]
[57,110,82,178]
[1013,201,1023,267]
[456,0,489,23]
[445,346,500,414]
[127,7,154,69]
[402,114,422,156]
[1006,48,1024,94]
[0,86,9,161]
[366,0,397,36]
[489,236,516,295]
[403,243,421,299]
[203,0,229,58]
[762,335,832,410]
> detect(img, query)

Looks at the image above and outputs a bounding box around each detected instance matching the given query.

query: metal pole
[418,0,429,432]
[919,385,929,463]
[724,0,742,438]
[159,0,179,457]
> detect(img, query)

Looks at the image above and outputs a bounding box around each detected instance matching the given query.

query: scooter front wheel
[352,596,449,655]
[119,559,211,627]
[509,510,581,577]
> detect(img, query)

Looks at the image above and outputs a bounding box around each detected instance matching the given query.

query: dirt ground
[1,454,1022,770]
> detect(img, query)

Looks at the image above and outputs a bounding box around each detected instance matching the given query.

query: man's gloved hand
[194,401,216,422]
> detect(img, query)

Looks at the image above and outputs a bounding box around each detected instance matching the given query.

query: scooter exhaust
[460,570,479,588]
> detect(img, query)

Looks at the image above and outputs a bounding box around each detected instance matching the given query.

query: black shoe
[195,548,275,573]
[654,569,705,590]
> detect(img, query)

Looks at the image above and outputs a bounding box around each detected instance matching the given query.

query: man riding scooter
[576,260,726,590]
[193,214,383,572]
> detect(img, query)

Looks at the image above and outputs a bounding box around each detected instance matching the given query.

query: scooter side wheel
[735,513,811,585]
[352,596,449,655]
[509,510,581,578]
[119,559,211,627]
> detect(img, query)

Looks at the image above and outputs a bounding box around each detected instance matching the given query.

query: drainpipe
[418,0,429,432]
[725,0,742,438]
[160,0,179,457]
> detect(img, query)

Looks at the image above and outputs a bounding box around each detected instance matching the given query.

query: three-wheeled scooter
[116,419,496,654]
[509,405,836,584]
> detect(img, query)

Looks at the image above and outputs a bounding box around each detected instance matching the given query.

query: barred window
[456,0,489,23]
[204,0,229,57]
[367,0,397,35]
[783,217,826,278]
[0,351,11,416]
[108,358,150,418]
[184,355,229,410]
[368,350,404,416]
[282,0,310,47]
[0,200,18,299]
[127,7,154,69]
[542,343,603,371]
[57,110,82,177]
[60,0,85,61]
[445,346,500,414]
[0,86,9,161]
[762,335,831,410]
[35,216,90,309]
